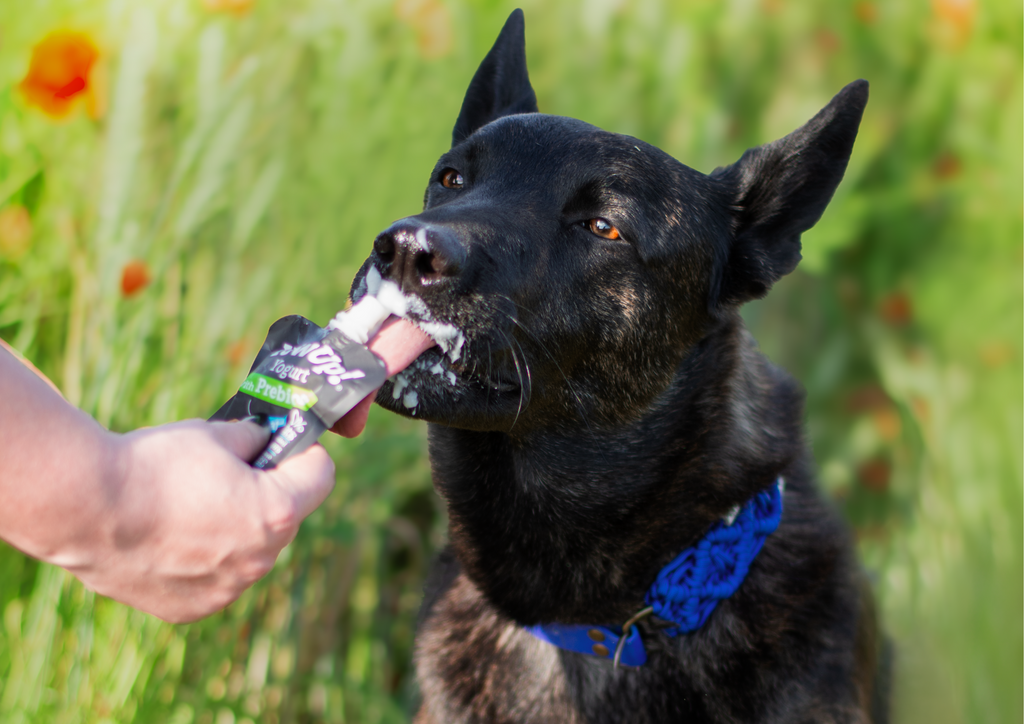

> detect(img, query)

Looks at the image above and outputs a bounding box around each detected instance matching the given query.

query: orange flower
[815,29,842,55]
[872,408,901,442]
[395,0,454,59]
[878,291,912,327]
[932,0,976,49]
[225,339,249,367]
[19,30,100,119]
[854,2,878,24]
[933,151,962,179]
[202,0,254,16]
[120,259,152,297]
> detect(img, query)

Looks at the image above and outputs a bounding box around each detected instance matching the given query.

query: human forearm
[0,345,121,566]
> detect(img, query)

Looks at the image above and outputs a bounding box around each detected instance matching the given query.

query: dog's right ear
[452,9,538,146]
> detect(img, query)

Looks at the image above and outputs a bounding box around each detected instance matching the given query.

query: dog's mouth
[353,265,526,424]
[385,346,522,412]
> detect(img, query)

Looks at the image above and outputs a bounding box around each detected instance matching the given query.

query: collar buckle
[612,605,654,669]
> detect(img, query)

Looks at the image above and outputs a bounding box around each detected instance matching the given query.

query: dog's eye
[440,169,465,189]
[586,218,622,240]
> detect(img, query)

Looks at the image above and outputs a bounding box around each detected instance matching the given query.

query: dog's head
[352,10,867,436]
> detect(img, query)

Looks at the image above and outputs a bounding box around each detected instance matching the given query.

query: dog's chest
[414,574,583,724]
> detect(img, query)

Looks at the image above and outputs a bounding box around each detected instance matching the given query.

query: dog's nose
[373,220,465,291]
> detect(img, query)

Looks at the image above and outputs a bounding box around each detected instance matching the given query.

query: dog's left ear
[452,9,539,146]
[709,80,868,307]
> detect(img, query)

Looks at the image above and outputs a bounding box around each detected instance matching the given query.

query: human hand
[63,419,335,623]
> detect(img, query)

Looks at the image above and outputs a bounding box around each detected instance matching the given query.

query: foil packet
[210,315,387,469]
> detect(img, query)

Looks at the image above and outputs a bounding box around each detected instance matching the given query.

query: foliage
[0,1,1019,722]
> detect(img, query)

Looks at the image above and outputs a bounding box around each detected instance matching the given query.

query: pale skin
[0,344,336,623]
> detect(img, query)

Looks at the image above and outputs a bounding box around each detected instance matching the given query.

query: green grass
[0,1,1020,722]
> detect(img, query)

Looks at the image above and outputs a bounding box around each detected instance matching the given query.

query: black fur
[351,10,884,722]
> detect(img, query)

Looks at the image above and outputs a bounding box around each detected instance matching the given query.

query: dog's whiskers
[510,336,530,426]
[491,294,611,466]
[497,327,530,430]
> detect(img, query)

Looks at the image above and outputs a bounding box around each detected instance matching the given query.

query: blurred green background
[0,0,1020,722]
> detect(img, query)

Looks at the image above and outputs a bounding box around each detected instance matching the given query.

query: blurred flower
[815,29,842,55]
[846,384,890,413]
[933,151,962,179]
[931,0,976,49]
[202,0,254,16]
[226,339,249,367]
[19,30,101,119]
[120,259,152,297]
[872,408,902,442]
[878,291,912,326]
[857,458,891,493]
[395,0,454,59]
[854,2,878,24]
[0,205,33,258]
[846,385,901,442]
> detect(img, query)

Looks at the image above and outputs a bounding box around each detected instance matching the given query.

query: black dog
[351,10,885,723]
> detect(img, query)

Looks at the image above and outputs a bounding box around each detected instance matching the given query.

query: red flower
[857,458,891,493]
[120,260,152,298]
[19,30,100,119]
[878,291,912,327]
[933,151,962,179]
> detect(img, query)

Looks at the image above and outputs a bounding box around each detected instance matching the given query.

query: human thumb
[208,419,271,463]
[263,443,336,521]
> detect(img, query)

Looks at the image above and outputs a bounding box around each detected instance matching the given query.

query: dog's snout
[374,221,465,291]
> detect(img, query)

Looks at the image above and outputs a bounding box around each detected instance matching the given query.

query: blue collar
[526,479,784,667]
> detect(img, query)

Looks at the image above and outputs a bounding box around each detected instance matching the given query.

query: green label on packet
[211,314,389,470]
[238,373,319,411]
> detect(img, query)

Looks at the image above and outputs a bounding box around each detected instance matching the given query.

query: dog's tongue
[330,316,435,438]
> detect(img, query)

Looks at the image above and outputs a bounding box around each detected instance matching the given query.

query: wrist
[40,425,130,572]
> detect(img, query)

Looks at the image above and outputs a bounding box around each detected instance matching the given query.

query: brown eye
[587,218,621,240]
[441,169,464,189]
